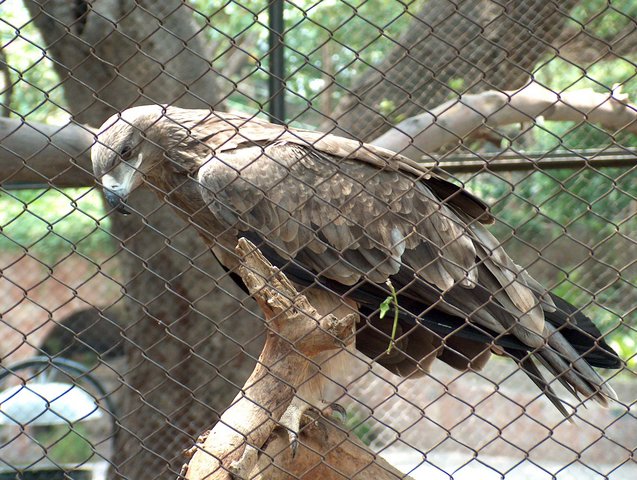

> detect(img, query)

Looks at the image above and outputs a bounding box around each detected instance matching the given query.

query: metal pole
[422,149,637,174]
[268,0,285,124]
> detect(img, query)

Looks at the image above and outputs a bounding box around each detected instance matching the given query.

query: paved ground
[383,448,637,480]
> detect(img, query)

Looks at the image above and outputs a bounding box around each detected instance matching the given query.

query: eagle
[91,105,619,429]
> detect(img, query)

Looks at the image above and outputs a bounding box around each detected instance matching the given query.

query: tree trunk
[330,0,578,143]
[23,1,261,478]
[24,0,223,122]
[106,191,262,478]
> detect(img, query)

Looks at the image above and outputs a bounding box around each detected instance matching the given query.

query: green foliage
[0,1,67,122]
[344,410,379,447]
[448,77,465,94]
[568,0,637,41]
[189,0,424,124]
[456,3,637,348]
[465,164,636,337]
[530,57,637,151]
[380,280,400,354]
[0,5,120,264]
[33,424,94,465]
[610,336,637,369]
[379,296,392,319]
[0,188,114,264]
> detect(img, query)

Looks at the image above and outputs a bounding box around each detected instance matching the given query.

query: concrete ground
[383,447,637,480]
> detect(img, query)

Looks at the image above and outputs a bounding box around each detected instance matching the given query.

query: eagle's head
[92,105,209,214]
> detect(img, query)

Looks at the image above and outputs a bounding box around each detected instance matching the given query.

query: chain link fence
[0,1,635,479]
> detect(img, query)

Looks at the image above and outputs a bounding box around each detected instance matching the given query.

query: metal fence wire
[0,1,635,479]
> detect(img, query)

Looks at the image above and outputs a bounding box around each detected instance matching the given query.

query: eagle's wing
[195,124,616,407]
[176,110,494,224]
[197,138,546,346]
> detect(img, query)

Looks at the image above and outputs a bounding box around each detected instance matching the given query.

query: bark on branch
[372,81,637,159]
[183,238,371,480]
[0,117,94,187]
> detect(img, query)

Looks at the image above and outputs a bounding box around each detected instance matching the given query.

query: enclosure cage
[0,1,635,480]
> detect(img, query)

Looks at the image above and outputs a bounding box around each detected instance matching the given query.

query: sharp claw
[290,431,299,458]
[328,403,346,420]
[279,400,343,456]
[279,400,308,457]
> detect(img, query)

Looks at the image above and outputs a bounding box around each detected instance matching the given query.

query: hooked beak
[100,152,144,215]
[103,188,132,215]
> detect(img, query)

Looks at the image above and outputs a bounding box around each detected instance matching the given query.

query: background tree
[3,1,262,477]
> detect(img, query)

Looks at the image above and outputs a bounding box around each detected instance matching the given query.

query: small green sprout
[380,279,400,354]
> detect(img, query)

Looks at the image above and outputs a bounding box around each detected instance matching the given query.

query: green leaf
[379,296,392,319]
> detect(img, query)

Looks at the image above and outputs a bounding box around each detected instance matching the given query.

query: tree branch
[220,31,261,80]
[182,238,361,480]
[371,81,637,159]
[329,0,579,141]
[0,117,94,187]
[2,82,636,190]
[250,420,409,480]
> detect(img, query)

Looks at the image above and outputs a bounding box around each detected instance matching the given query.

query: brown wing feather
[171,108,494,224]
[197,140,547,347]
[189,113,617,406]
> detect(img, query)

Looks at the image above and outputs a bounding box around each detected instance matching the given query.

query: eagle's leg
[279,381,351,456]
[278,348,356,457]
[278,288,360,456]
[278,397,324,457]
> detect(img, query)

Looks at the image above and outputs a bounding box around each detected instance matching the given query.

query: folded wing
[195,123,617,412]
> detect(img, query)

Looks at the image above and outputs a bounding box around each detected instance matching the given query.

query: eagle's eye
[120,144,133,161]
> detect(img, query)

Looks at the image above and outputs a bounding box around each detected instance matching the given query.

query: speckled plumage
[92,105,619,416]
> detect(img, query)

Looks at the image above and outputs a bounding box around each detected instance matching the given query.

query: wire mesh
[0,1,635,479]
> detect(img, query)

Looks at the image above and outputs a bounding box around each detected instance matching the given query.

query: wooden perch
[0,117,95,187]
[372,80,637,158]
[183,238,365,480]
[250,418,408,480]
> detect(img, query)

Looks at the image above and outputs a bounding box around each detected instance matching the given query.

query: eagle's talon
[279,400,311,456]
[326,402,346,420]
[289,431,299,458]
[308,415,329,440]
[280,400,335,457]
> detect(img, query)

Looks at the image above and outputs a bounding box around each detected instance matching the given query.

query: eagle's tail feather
[509,349,573,419]
[533,351,580,400]
[541,324,618,405]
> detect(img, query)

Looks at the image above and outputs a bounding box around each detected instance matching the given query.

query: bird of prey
[92,105,619,426]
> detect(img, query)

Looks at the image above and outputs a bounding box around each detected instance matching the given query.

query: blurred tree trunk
[329,0,578,144]
[24,1,262,478]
